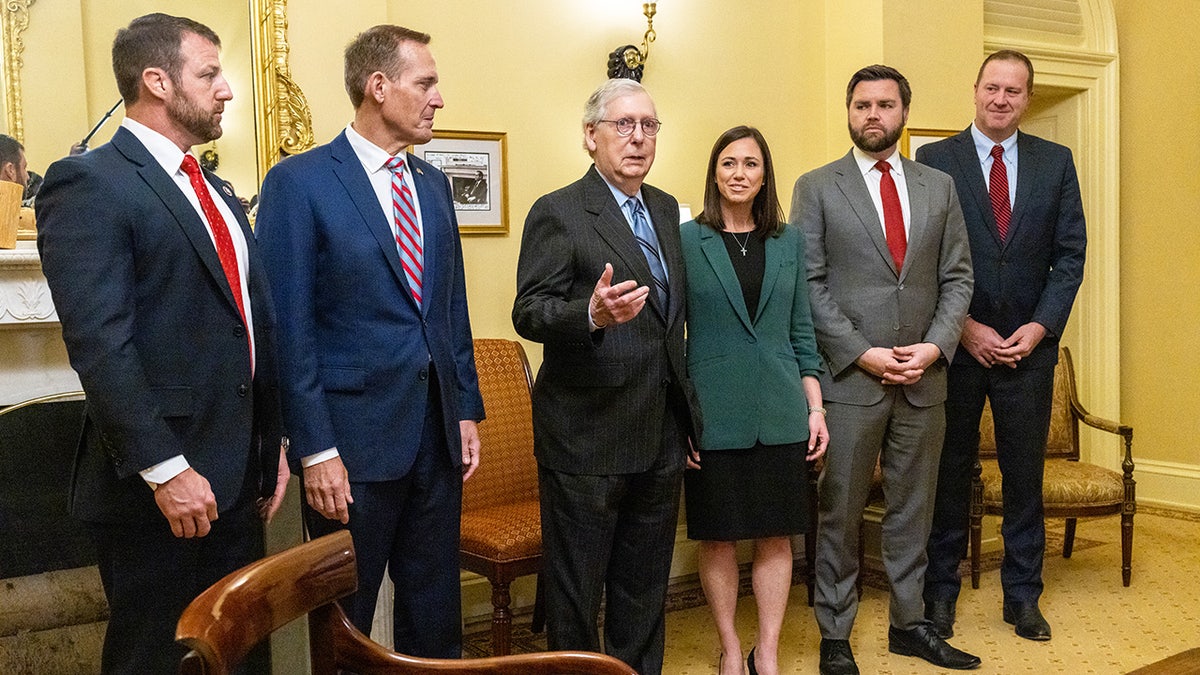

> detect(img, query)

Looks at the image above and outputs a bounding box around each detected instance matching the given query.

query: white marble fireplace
[0,241,80,406]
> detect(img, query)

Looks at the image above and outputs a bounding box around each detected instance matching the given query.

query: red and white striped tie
[385,156,423,306]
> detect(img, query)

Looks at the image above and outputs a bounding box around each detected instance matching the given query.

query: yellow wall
[1114,0,1200,467]
[280,0,981,362]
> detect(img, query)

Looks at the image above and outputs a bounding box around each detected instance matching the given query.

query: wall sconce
[607,3,657,82]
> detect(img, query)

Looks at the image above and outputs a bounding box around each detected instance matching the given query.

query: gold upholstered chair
[969,347,1135,588]
[459,338,544,656]
[177,531,634,674]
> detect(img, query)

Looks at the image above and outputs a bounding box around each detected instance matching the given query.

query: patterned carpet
[462,528,1102,659]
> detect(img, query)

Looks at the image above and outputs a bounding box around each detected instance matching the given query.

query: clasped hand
[857,343,941,385]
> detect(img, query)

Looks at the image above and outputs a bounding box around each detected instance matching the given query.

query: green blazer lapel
[755,228,784,323]
[698,224,755,334]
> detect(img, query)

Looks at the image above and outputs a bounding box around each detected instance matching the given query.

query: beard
[849,121,903,154]
[168,90,223,144]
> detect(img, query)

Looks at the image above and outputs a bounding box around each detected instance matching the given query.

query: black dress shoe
[888,624,981,670]
[926,599,957,639]
[747,647,757,675]
[1004,601,1052,641]
[819,638,859,675]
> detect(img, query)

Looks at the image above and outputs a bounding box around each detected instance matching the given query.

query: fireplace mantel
[0,242,79,405]
[1,241,58,327]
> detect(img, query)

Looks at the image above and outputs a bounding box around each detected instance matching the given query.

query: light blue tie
[625,197,668,308]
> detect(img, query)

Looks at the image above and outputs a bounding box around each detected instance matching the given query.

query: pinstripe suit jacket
[513,166,697,474]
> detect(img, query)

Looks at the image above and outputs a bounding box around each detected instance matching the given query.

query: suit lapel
[328,133,421,313]
[582,168,666,320]
[643,186,680,324]
[411,156,441,317]
[756,230,783,323]
[949,128,1004,248]
[832,151,896,276]
[699,225,755,334]
[111,128,242,316]
[1006,131,1036,244]
[899,158,930,283]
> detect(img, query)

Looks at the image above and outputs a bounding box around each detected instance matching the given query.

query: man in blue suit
[37,14,287,673]
[919,50,1087,642]
[255,25,483,658]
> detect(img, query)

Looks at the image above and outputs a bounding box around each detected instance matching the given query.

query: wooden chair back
[177,530,636,674]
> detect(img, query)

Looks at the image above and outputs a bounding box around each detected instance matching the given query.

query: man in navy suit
[919,50,1087,642]
[36,14,287,673]
[255,25,483,658]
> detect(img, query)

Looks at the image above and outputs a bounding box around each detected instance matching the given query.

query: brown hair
[112,13,220,105]
[344,25,431,109]
[695,126,784,237]
[845,64,911,109]
[976,49,1035,92]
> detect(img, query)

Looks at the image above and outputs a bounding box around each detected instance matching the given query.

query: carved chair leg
[488,578,513,656]
[1063,518,1077,558]
[1122,511,1134,587]
[532,572,546,633]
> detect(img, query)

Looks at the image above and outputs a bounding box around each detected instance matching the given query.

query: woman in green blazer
[682,126,829,675]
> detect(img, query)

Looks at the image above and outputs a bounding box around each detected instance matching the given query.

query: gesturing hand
[590,263,649,328]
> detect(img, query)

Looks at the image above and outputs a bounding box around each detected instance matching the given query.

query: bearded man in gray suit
[512,78,696,675]
[789,65,978,675]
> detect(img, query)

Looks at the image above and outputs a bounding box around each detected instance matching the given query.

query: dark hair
[112,13,220,105]
[695,126,785,237]
[0,134,23,169]
[976,49,1035,92]
[344,25,431,109]
[845,64,911,109]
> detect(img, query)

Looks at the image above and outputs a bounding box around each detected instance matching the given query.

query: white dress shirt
[853,146,911,239]
[971,123,1018,210]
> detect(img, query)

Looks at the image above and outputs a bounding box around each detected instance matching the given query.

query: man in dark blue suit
[919,50,1087,642]
[255,25,483,658]
[36,14,287,673]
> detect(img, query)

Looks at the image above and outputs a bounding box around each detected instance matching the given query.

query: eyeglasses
[597,117,662,137]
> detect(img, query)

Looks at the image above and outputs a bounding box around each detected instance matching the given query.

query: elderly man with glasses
[513,77,698,675]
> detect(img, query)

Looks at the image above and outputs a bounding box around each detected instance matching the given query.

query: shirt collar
[121,117,193,176]
[595,168,645,211]
[345,122,405,174]
[852,146,903,178]
[970,123,1018,162]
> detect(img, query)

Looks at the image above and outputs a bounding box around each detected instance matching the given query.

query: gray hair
[581,78,650,151]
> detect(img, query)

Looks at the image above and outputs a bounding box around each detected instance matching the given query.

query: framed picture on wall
[412,130,509,235]
[900,127,958,158]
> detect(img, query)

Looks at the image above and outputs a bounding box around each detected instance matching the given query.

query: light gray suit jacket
[789,150,973,408]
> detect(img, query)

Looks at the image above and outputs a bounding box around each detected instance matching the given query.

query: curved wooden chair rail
[177,530,635,675]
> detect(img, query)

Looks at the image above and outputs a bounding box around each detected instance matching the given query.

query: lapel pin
[221,184,234,197]
[415,167,424,175]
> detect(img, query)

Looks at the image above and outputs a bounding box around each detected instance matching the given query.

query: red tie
[875,160,906,273]
[989,144,1012,241]
[180,155,249,350]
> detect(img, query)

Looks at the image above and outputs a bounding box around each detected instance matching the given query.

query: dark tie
[989,144,1012,241]
[626,197,669,308]
[875,160,906,273]
[180,155,249,359]
[385,156,424,307]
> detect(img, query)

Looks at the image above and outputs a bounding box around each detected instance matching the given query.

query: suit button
[747,336,757,344]
[419,369,429,381]
[897,284,905,290]
[233,324,245,337]
[237,384,248,397]
[893,324,900,331]
[660,378,671,388]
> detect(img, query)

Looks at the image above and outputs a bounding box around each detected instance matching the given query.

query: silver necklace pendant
[730,230,750,256]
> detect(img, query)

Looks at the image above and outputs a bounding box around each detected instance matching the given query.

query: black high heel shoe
[747,647,758,675]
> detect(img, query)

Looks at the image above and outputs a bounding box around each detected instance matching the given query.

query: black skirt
[684,441,814,541]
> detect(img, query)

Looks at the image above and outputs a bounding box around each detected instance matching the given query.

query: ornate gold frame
[250,0,314,181]
[1,0,35,144]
